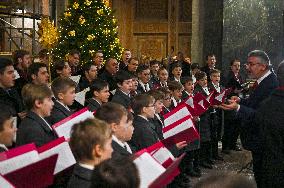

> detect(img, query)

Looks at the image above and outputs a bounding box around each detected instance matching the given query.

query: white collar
[38,115,52,130]
[119,89,130,96]
[257,70,271,84]
[112,135,125,148]
[138,115,148,121]
[56,100,71,111]
[79,163,94,170]
[0,144,8,151]
[92,98,102,105]
[185,90,193,97]
[174,77,180,82]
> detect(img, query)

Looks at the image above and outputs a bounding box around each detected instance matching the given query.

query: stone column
[191,0,204,65]
[42,0,49,16]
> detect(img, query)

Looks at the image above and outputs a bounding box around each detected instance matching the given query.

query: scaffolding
[0,0,43,54]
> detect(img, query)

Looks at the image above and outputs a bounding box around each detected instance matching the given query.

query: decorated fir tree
[53,0,123,64]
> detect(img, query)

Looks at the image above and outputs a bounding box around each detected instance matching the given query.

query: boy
[27,62,49,85]
[167,80,184,109]
[68,118,113,188]
[78,63,97,91]
[130,74,139,97]
[129,94,159,151]
[194,71,213,169]
[158,87,172,115]
[16,84,57,147]
[0,107,17,152]
[170,62,183,83]
[149,60,160,85]
[153,67,168,89]
[136,65,151,93]
[111,70,133,109]
[181,76,195,100]
[208,69,224,160]
[124,58,139,75]
[85,79,110,112]
[95,102,134,158]
[190,63,200,83]
[53,60,72,79]
[46,77,76,125]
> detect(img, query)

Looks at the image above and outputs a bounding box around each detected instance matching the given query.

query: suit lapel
[27,111,53,133]
[54,101,72,117]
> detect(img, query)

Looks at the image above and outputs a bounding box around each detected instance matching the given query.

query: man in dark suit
[16,84,57,147]
[221,50,279,187]
[99,58,119,92]
[255,61,284,187]
[201,53,217,83]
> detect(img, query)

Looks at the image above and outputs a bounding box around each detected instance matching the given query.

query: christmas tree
[53,0,123,64]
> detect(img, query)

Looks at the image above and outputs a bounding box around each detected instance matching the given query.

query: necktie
[144,84,148,92]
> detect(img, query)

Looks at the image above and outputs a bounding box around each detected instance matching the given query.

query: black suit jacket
[16,111,57,147]
[111,89,131,109]
[46,100,73,125]
[136,82,152,94]
[111,140,132,158]
[238,72,278,151]
[0,87,24,116]
[0,146,7,153]
[67,164,92,188]
[129,116,159,151]
[85,98,101,112]
[99,70,117,92]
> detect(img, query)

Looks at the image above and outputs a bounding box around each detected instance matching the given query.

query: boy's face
[128,60,139,72]
[143,100,156,119]
[210,73,220,84]
[19,54,32,69]
[33,67,49,85]
[231,61,240,74]
[86,65,97,81]
[119,79,133,94]
[131,78,138,91]
[154,99,164,114]
[150,64,159,75]
[0,117,17,147]
[112,114,133,142]
[172,88,183,101]
[0,65,15,89]
[138,69,151,84]
[184,81,194,93]
[172,67,182,78]
[158,69,168,82]
[61,87,76,106]
[163,94,172,108]
[122,51,131,62]
[39,97,54,117]
[95,86,110,103]
[192,68,200,75]
[197,77,207,88]
[61,62,72,77]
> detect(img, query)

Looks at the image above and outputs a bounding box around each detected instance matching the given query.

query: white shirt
[39,115,53,130]
[79,163,94,170]
[202,87,210,95]
[0,144,8,151]
[139,80,150,92]
[213,83,220,93]
[257,70,271,84]
[174,77,181,83]
[112,135,132,154]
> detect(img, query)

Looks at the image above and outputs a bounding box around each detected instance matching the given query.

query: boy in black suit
[208,69,224,160]
[85,79,110,112]
[169,62,183,83]
[136,65,152,93]
[68,118,113,188]
[152,67,169,89]
[0,107,17,152]
[181,76,194,100]
[46,77,76,125]
[158,87,172,116]
[194,71,213,169]
[16,84,57,147]
[167,80,184,109]
[95,102,134,158]
[53,60,72,79]
[111,70,133,110]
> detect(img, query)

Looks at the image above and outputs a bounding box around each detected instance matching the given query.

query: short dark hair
[158,87,171,96]
[209,69,221,75]
[82,63,95,73]
[147,89,165,101]
[70,118,112,161]
[191,63,200,70]
[95,102,127,125]
[131,94,155,114]
[157,67,168,75]
[171,62,182,70]
[13,50,29,65]
[206,53,215,60]
[116,70,132,85]
[136,64,150,74]
[193,172,256,188]
[0,58,13,75]
[168,80,183,91]
[230,58,240,66]
[54,60,66,71]
[69,49,80,56]
[51,77,76,98]
[91,156,140,188]
[27,63,47,82]
[87,79,109,99]
[181,76,193,85]
[195,71,207,81]
[150,60,160,66]
[21,84,53,111]
[0,107,12,132]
